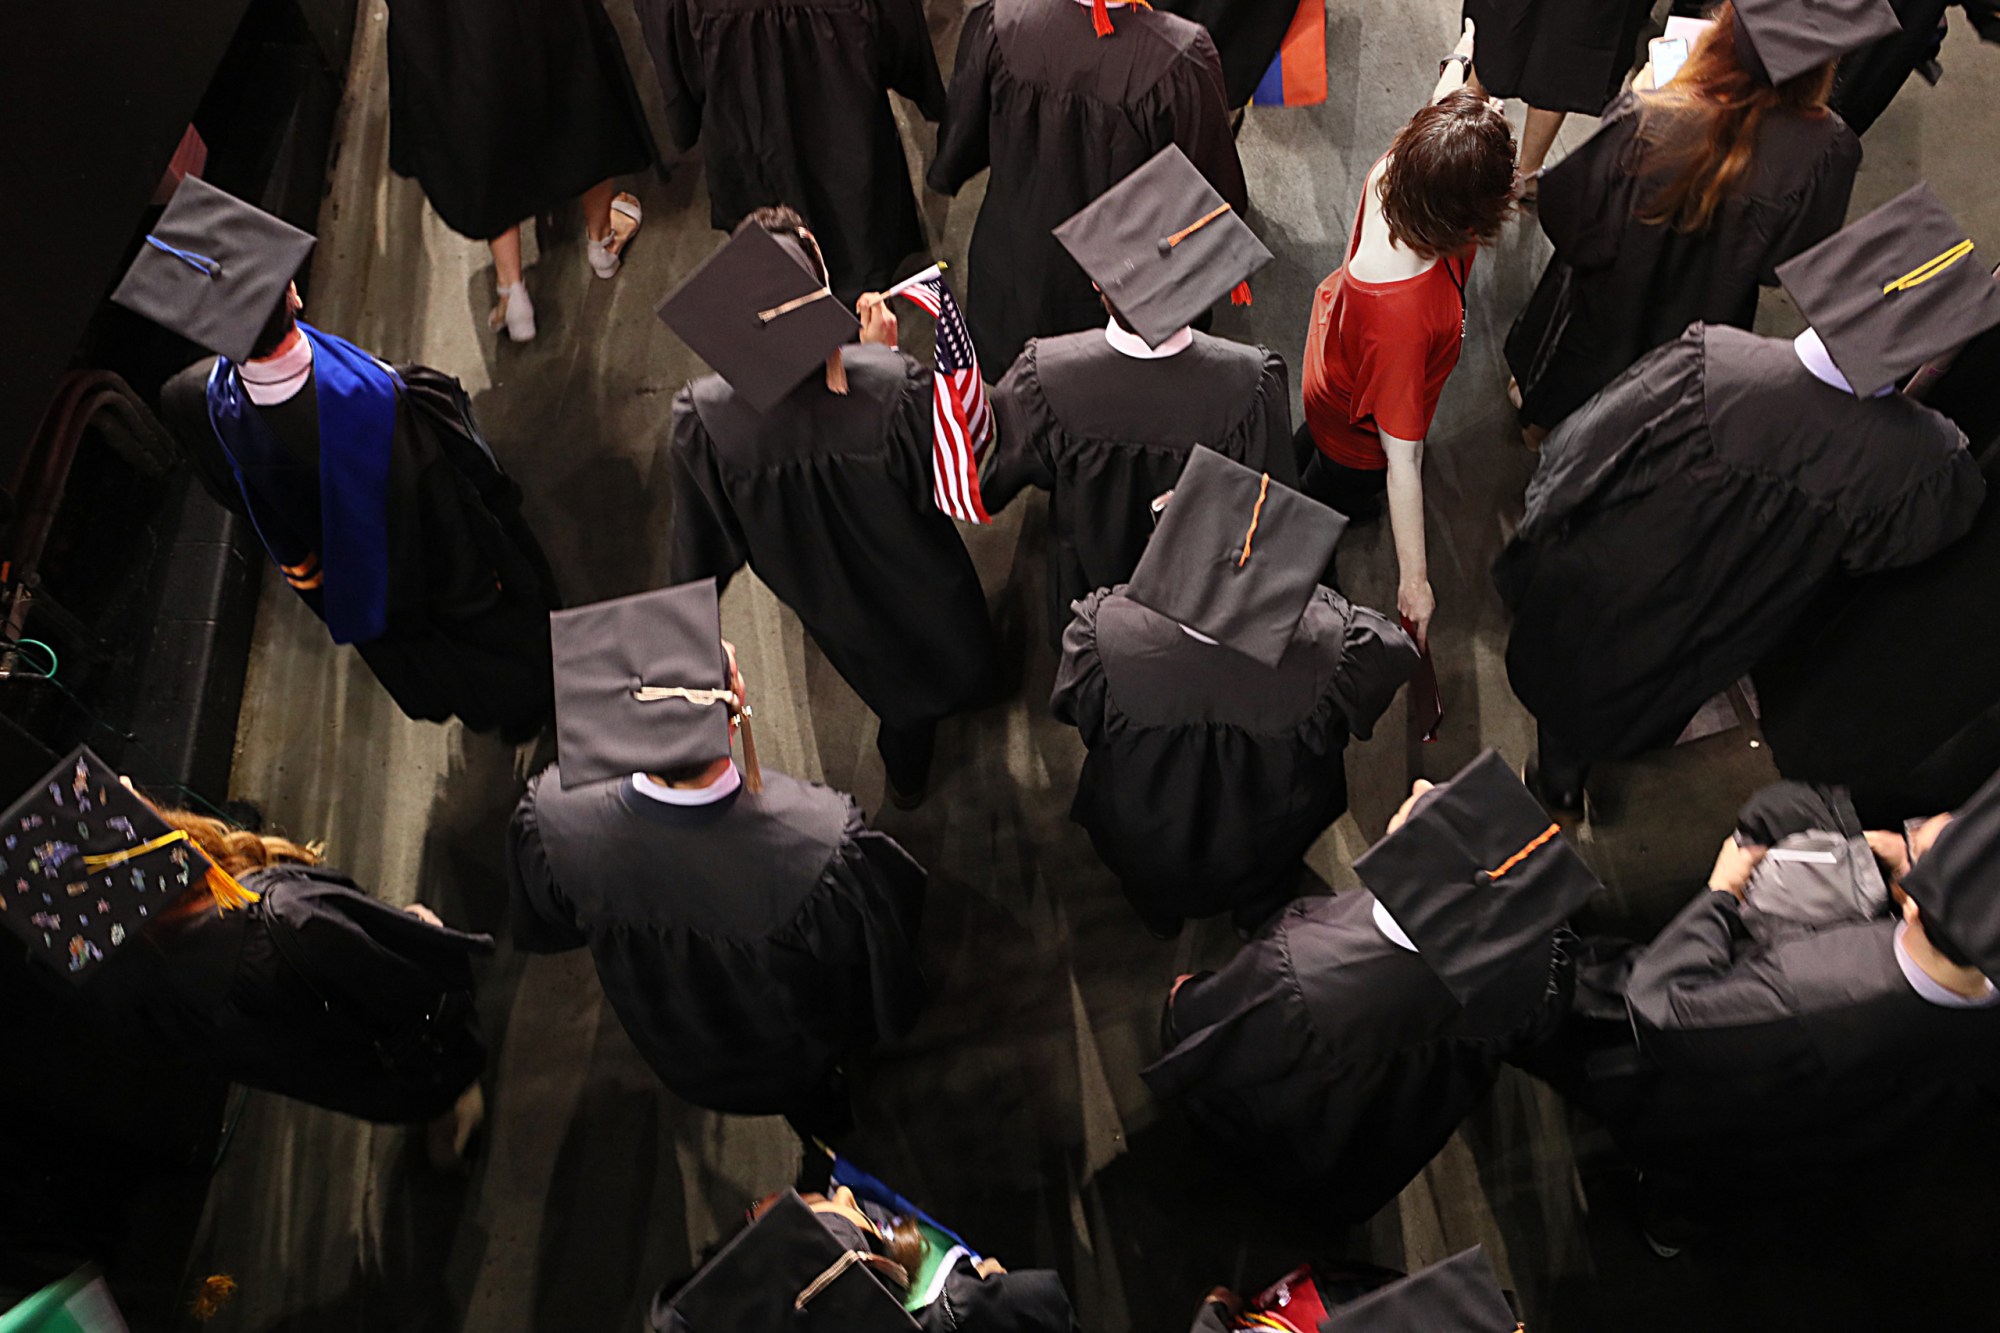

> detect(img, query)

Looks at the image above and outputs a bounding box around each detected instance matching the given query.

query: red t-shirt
[1301,175,1470,470]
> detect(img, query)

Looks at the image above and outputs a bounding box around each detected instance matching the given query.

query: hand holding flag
[869,263,993,524]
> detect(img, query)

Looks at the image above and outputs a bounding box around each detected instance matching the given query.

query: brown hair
[1377,89,1517,260]
[1634,2,1837,233]
[155,809,319,920]
[749,204,831,287]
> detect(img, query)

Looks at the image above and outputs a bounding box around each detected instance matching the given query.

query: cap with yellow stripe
[1353,749,1602,1007]
[0,746,255,985]
[1777,182,2000,398]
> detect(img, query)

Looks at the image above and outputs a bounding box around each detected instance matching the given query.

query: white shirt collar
[1895,921,2000,1008]
[631,765,741,807]
[240,331,314,406]
[1372,898,1418,952]
[1794,328,1893,398]
[1105,320,1193,360]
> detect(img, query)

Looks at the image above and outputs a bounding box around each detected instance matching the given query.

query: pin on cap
[549,579,761,792]
[109,176,315,364]
[1730,0,1902,85]
[0,747,260,984]
[656,218,860,413]
[1054,145,1271,349]
[1125,446,1343,668]
[1777,182,2000,397]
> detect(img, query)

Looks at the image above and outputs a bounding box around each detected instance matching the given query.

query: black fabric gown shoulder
[1151,0,1300,107]
[633,0,945,298]
[1050,586,1417,924]
[1142,891,1571,1222]
[162,357,561,740]
[1505,92,1861,430]
[1755,327,2000,823]
[1461,0,1655,113]
[928,0,1247,367]
[87,865,492,1123]
[507,764,927,1114]
[987,331,1294,640]
[919,1258,1081,1333]
[1591,889,2000,1193]
[669,343,1001,730]
[1494,325,1982,765]
[383,0,657,240]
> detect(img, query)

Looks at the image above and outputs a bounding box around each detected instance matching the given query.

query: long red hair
[1633,2,1837,233]
[154,809,320,921]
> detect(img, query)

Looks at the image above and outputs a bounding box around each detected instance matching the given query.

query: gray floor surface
[174,2,2000,1329]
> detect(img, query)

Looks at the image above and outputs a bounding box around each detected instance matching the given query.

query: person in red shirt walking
[1298,20,1515,647]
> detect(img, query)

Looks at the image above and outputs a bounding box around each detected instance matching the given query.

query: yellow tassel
[83,829,261,913]
[190,1274,238,1322]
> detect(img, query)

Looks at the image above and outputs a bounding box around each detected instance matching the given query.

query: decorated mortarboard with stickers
[1318,1246,1520,1333]
[1777,183,2000,398]
[1053,145,1271,350]
[655,218,860,414]
[1730,0,1902,85]
[655,1190,919,1333]
[109,175,316,364]
[1354,750,1601,1008]
[1125,446,1345,669]
[0,746,253,984]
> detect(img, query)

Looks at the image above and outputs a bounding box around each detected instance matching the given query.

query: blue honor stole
[205,324,399,644]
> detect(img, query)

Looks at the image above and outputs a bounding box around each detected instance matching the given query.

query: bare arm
[1430,18,1475,104]
[1381,430,1433,648]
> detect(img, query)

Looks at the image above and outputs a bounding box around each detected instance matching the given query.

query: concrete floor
[174,3,2000,1330]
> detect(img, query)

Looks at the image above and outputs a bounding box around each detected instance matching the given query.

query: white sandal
[589,192,643,279]
[489,281,537,342]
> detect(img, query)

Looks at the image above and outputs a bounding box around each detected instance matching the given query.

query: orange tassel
[825,349,848,395]
[190,1275,239,1322]
[1230,280,1252,306]
[1092,0,1113,36]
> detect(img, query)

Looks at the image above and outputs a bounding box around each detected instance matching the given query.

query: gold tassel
[736,705,764,794]
[190,1274,238,1322]
[84,829,261,912]
[825,348,848,395]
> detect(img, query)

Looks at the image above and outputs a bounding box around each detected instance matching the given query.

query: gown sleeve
[823,803,930,1044]
[880,0,947,120]
[1623,889,1803,1071]
[506,779,590,954]
[1169,31,1249,211]
[927,2,996,193]
[159,358,245,513]
[1326,594,1420,741]
[1753,120,1862,284]
[1049,587,1112,741]
[919,1257,1081,1333]
[668,389,753,592]
[1838,428,1985,575]
[1535,96,1641,272]
[1253,348,1298,487]
[633,0,705,151]
[981,342,1059,514]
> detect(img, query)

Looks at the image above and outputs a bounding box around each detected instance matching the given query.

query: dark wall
[0,0,254,500]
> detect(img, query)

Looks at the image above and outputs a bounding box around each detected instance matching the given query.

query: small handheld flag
[890,264,992,524]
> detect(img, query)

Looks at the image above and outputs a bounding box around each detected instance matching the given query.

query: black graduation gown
[986,331,1295,641]
[1493,325,1983,766]
[88,865,491,1123]
[1755,327,2000,823]
[927,0,1247,368]
[633,0,945,299]
[507,764,927,1115]
[1460,0,1654,113]
[1597,891,2000,1192]
[1050,586,1418,923]
[161,358,562,741]
[1150,0,1300,107]
[1142,892,1572,1221]
[918,1260,1079,1333]
[383,0,657,240]
[669,344,1001,731]
[1505,92,1860,430]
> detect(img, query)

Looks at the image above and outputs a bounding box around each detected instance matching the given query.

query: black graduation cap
[109,176,315,364]
[0,747,238,984]
[1732,0,1902,85]
[1125,446,1345,669]
[656,218,860,413]
[1053,145,1272,349]
[1903,765,2000,978]
[1777,183,2000,397]
[1318,1247,1517,1333]
[655,1191,919,1333]
[549,579,761,791]
[1353,749,1602,1005]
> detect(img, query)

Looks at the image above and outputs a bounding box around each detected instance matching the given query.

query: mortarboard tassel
[1230,280,1253,306]
[1092,0,1114,36]
[1237,473,1271,567]
[825,348,849,395]
[190,1274,239,1322]
[735,702,764,794]
[83,829,262,912]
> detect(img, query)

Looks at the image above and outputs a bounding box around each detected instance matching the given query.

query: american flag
[893,265,992,524]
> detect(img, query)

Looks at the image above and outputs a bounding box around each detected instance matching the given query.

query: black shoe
[1522,756,1584,817]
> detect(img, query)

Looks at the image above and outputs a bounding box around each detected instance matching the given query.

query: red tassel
[1092,0,1113,36]
[1230,280,1252,307]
